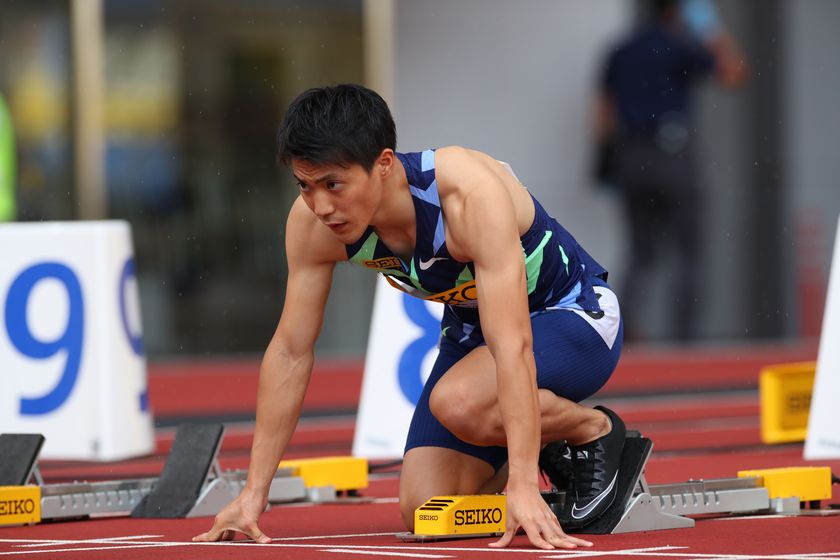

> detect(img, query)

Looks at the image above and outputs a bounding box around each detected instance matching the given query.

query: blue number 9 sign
[4,262,85,415]
[0,221,154,460]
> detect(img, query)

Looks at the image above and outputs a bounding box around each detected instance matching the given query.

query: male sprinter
[194,84,625,549]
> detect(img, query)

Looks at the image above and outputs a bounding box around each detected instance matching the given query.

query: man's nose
[311,191,335,218]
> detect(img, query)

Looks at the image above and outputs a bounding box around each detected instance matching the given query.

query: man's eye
[297,182,309,191]
[326,182,340,190]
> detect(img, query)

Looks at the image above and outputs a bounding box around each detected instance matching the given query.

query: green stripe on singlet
[455,265,473,286]
[348,232,379,264]
[524,230,553,295]
[407,258,423,290]
[558,243,570,276]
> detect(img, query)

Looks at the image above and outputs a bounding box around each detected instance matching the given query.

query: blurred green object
[0,92,15,222]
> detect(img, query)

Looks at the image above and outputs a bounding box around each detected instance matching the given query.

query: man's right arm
[194,198,344,542]
[242,204,340,499]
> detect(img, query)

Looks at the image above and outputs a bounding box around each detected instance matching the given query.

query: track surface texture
[3,342,839,559]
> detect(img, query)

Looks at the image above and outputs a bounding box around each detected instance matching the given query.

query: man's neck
[370,157,416,255]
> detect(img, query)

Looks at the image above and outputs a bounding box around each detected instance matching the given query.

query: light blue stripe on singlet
[548,281,582,311]
[421,149,435,171]
[433,213,445,254]
[459,322,475,344]
[409,179,441,208]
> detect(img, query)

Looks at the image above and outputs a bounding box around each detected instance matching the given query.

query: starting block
[738,466,832,506]
[0,434,44,487]
[759,362,816,444]
[0,425,363,526]
[399,495,506,541]
[402,432,837,541]
[278,456,368,501]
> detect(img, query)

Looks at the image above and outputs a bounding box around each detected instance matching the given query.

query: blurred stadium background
[1,0,839,361]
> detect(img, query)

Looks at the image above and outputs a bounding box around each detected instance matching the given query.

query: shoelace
[539,444,574,490]
[571,445,600,492]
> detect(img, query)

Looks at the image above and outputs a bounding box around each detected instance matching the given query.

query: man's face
[291,158,381,244]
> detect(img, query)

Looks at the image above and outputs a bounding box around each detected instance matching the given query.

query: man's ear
[377,149,395,177]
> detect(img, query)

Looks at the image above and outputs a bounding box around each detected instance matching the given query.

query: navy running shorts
[404,278,623,470]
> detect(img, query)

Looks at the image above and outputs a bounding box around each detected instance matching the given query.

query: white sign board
[805,215,840,459]
[0,221,154,460]
[352,275,443,459]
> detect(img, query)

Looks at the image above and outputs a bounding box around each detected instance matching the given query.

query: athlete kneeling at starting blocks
[194,84,626,550]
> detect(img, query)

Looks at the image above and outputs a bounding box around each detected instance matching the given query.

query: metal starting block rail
[0,425,368,526]
[404,433,835,541]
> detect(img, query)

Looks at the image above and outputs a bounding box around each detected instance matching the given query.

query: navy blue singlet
[345,149,609,348]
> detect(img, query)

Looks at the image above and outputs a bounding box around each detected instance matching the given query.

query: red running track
[2,342,839,559]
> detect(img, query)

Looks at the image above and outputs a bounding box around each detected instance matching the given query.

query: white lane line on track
[1,539,838,559]
[0,541,682,557]
[324,549,453,558]
[273,532,399,541]
[15,535,163,548]
[542,553,840,560]
[0,544,173,556]
[540,547,687,558]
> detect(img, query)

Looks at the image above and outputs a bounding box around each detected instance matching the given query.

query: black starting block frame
[0,434,45,487]
[546,433,775,534]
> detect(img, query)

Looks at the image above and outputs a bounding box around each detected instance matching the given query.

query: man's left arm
[436,147,590,550]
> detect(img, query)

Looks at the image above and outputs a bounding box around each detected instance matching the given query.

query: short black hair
[277,84,397,172]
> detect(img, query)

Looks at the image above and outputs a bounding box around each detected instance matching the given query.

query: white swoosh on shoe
[570,470,619,520]
[418,257,448,270]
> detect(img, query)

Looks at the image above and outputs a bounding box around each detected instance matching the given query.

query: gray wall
[385,0,840,344]
[784,0,840,336]
[394,0,630,280]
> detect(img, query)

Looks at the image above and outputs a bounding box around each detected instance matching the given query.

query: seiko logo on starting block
[0,486,41,526]
[454,507,503,526]
[414,495,506,537]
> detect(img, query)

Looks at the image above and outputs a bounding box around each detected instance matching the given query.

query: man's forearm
[495,348,541,488]
[244,346,314,496]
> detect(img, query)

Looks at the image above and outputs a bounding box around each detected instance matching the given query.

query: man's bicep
[468,206,530,347]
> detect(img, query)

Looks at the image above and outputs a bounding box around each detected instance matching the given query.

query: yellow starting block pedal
[738,466,832,502]
[0,486,41,526]
[277,456,368,492]
[759,361,816,444]
[399,495,506,542]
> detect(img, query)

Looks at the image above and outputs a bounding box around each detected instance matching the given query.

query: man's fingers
[520,521,555,551]
[564,535,594,548]
[247,525,271,544]
[192,527,223,542]
[192,524,270,544]
[488,528,516,549]
[543,523,592,549]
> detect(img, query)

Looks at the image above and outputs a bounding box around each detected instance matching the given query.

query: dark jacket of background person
[594,0,746,342]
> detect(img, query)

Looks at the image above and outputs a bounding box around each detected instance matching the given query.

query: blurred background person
[594,0,746,343]
[0,91,15,222]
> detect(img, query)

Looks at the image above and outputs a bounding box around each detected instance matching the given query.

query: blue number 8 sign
[397,294,440,405]
[3,258,146,415]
